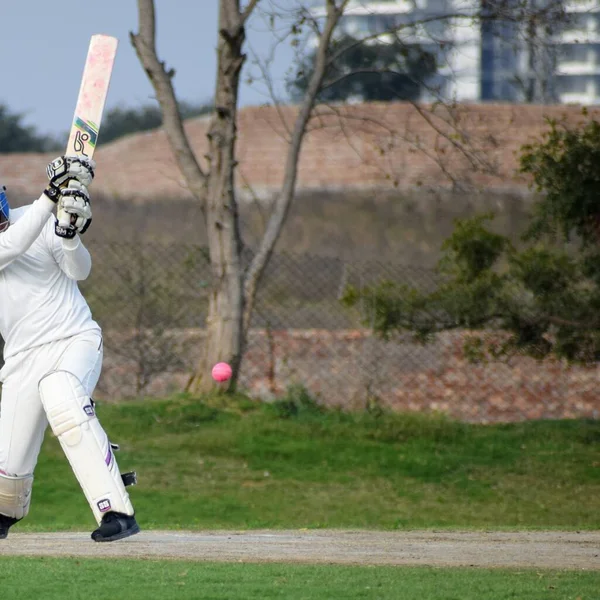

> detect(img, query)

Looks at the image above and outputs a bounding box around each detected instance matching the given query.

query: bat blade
[66,34,118,159]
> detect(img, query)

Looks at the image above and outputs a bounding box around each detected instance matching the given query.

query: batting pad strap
[0,472,33,519]
[39,370,134,524]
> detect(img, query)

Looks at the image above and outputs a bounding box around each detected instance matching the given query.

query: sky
[1,1,297,137]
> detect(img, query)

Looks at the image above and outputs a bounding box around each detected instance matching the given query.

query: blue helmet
[0,186,9,233]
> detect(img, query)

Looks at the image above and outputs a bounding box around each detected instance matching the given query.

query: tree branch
[304,103,492,192]
[409,102,498,177]
[246,40,293,140]
[242,0,350,332]
[131,0,208,205]
[241,0,261,23]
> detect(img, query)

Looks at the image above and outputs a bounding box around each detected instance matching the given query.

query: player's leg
[0,353,50,539]
[38,332,139,542]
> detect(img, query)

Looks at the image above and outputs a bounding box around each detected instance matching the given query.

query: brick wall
[1,102,598,201]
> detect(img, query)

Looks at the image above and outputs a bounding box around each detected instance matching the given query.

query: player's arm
[0,189,57,271]
[51,234,92,281]
[49,179,94,281]
[0,155,95,271]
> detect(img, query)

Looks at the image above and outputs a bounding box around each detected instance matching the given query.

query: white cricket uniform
[0,194,133,522]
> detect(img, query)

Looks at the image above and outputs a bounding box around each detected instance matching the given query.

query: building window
[556,75,589,94]
[563,13,600,36]
[340,13,414,37]
[563,13,591,35]
[559,44,593,63]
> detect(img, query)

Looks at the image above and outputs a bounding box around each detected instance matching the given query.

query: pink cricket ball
[211,362,232,382]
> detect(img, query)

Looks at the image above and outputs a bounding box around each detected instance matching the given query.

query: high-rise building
[555,1,600,105]
[314,0,600,105]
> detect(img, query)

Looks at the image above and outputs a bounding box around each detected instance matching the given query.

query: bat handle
[57,205,71,229]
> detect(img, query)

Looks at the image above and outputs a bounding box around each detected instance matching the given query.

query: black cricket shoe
[0,514,20,540]
[91,512,140,542]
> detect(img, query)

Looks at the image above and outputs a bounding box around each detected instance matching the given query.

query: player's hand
[47,155,96,189]
[54,180,92,239]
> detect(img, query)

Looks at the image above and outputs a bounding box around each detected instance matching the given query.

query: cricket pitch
[1,530,599,569]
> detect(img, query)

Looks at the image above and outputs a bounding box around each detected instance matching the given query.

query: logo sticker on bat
[73,117,99,156]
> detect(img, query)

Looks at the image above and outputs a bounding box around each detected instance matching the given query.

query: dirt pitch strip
[1,531,600,569]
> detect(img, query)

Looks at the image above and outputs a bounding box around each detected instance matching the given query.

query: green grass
[0,557,599,600]
[20,387,600,532]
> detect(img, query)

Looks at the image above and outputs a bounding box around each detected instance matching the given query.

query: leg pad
[39,370,134,524]
[0,472,33,520]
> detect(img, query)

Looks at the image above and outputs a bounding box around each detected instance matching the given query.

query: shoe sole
[92,524,141,543]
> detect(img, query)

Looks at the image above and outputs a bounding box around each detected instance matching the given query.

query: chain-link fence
[82,242,600,423]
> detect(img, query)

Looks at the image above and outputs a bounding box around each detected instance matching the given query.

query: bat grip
[57,205,71,229]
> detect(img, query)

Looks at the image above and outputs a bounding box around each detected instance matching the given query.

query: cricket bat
[58,34,118,228]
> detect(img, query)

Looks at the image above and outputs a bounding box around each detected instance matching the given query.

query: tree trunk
[187,0,246,394]
[133,0,346,395]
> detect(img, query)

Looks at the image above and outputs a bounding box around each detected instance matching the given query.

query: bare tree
[131,0,348,393]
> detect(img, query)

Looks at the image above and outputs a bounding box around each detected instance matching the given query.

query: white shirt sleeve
[0,194,55,272]
[49,234,92,281]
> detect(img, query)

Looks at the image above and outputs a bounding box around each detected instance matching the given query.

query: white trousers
[0,331,102,476]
